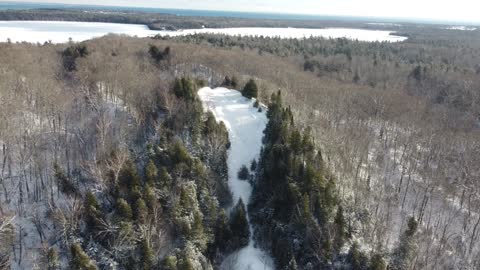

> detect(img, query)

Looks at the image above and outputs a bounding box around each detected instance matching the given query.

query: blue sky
[7,0,480,23]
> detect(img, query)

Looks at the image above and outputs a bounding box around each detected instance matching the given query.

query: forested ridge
[1,23,480,269]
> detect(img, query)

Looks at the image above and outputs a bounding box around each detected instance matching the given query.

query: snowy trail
[198,87,274,270]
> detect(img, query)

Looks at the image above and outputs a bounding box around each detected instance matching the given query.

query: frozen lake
[0,21,408,43]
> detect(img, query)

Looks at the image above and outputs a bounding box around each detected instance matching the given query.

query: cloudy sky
[8,0,480,23]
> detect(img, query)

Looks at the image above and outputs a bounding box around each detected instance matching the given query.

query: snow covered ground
[445,26,477,31]
[0,21,407,43]
[198,87,274,270]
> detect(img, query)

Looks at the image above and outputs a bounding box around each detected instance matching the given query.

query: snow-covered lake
[0,21,408,43]
[198,87,273,270]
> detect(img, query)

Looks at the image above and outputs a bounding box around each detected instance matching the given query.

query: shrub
[237,165,249,180]
[242,79,258,99]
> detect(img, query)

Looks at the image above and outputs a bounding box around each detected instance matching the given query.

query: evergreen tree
[203,112,218,135]
[370,253,387,270]
[231,76,239,89]
[250,159,257,172]
[145,160,158,187]
[139,239,154,270]
[62,45,88,72]
[180,257,194,270]
[242,79,258,99]
[116,198,133,220]
[223,76,231,87]
[144,184,157,212]
[159,167,172,190]
[163,256,178,270]
[134,198,148,223]
[390,217,418,270]
[46,247,60,270]
[169,141,191,165]
[119,160,141,201]
[229,199,250,248]
[70,243,98,270]
[333,205,347,252]
[84,192,102,233]
[286,256,298,270]
[347,242,368,270]
[214,210,233,251]
[148,45,171,64]
[54,163,76,195]
[173,78,196,101]
[301,194,313,223]
[237,165,249,180]
[191,210,208,251]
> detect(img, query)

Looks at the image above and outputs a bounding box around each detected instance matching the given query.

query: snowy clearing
[197,87,274,270]
[0,21,407,43]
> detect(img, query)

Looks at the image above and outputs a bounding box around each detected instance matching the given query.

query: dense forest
[1,20,480,270]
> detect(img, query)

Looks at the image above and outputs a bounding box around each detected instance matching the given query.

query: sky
[7,0,480,23]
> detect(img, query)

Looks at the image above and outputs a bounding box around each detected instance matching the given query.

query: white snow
[198,87,274,270]
[0,21,407,43]
[445,26,477,31]
[0,21,157,43]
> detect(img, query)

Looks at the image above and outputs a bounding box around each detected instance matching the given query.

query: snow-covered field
[0,20,407,43]
[198,87,273,270]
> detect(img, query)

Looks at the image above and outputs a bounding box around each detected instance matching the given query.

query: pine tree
[139,239,154,270]
[204,111,218,135]
[169,141,191,165]
[333,205,347,252]
[242,79,258,99]
[46,247,60,270]
[223,75,231,87]
[231,76,239,89]
[84,192,102,233]
[229,199,250,248]
[301,194,312,222]
[191,210,208,251]
[347,242,368,270]
[119,160,141,198]
[134,198,148,223]
[144,184,157,212]
[214,210,233,251]
[116,198,133,220]
[250,159,257,171]
[237,165,249,180]
[370,253,387,270]
[180,257,194,270]
[390,217,418,270]
[163,256,178,270]
[70,243,98,270]
[159,167,172,190]
[145,160,158,187]
[173,78,196,101]
[54,163,76,195]
[286,256,298,270]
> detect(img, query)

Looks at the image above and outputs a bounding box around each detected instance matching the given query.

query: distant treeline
[0,8,407,30]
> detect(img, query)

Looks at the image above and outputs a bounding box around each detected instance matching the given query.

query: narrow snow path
[198,87,274,270]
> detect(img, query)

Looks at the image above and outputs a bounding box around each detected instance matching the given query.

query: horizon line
[1,1,479,26]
